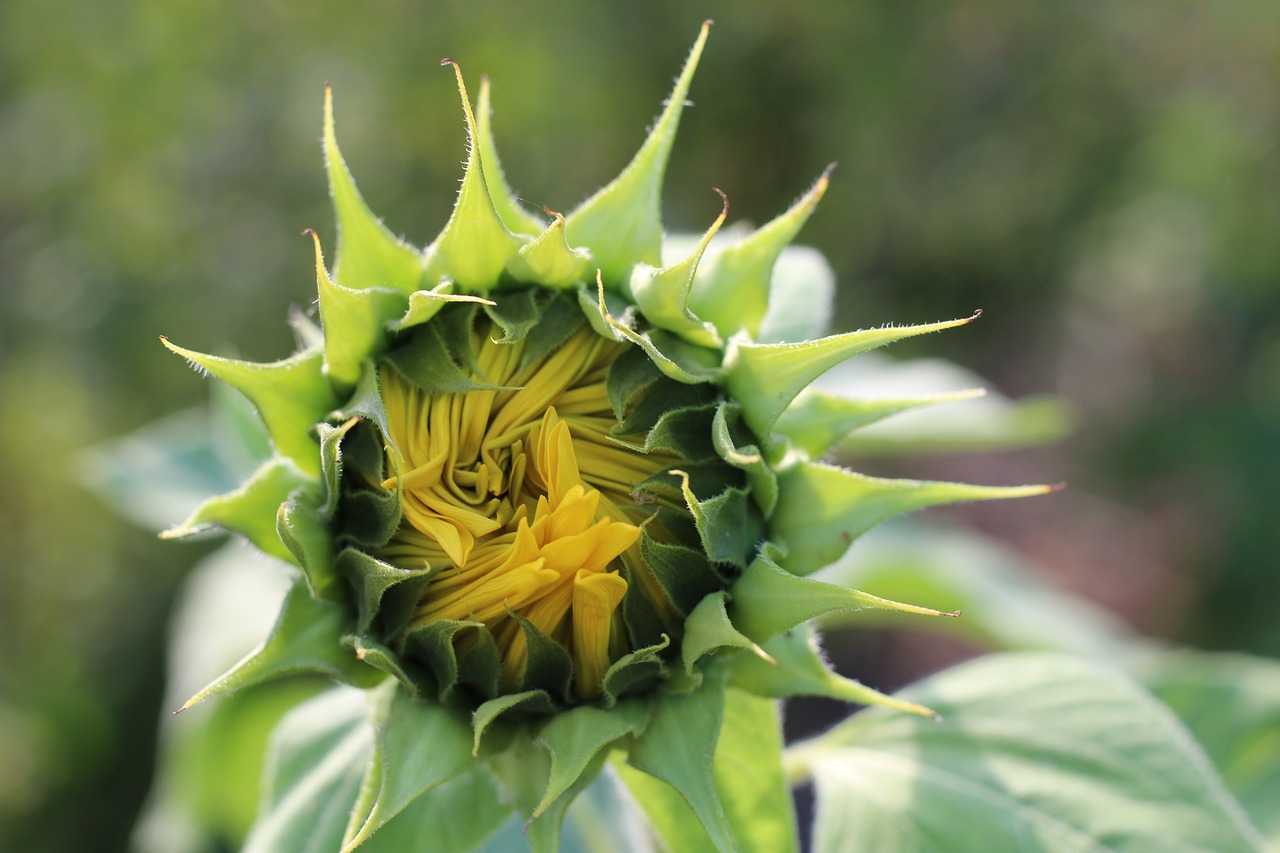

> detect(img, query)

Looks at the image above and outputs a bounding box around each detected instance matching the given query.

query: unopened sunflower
[162,23,1048,852]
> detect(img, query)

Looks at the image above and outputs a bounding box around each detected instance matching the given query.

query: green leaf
[160,339,337,477]
[244,687,372,853]
[728,551,956,645]
[627,670,735,851]
[178,579,375,712]
[324,84,423,294]
[690,168,830,340]
[1135,650,1280,847]
[334,548,431,635]
[722,314,979,441]
[770,460,1051,575]
[618,688,796,853]
[533,700,652,818]
[341,681,477,851]
[713,690,797,853]
[359,769,511,853]
[680,591,769,674]
[161,457,308,566]
[565,22,711,285]
[811,522,1133,658]
[791,653,1268,853]
[423,63,527,291]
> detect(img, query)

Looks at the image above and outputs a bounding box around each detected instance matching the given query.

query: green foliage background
[1,1,1277,850]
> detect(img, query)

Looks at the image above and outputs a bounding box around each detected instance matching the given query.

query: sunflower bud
[162,22,1049,850]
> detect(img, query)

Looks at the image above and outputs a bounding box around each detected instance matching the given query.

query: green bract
[163,23,1049,852]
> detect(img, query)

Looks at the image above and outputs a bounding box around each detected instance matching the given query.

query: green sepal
[518,292,589,372]
[619,377,717,438]
[404,620,501,703]
[515,615,574,702]
[390,284,496,334]
[721,312,979,440]
[672,470,758,570]
[342,633,425,696]
[323,85,423,295]
[277,487,341,600]
[338,488,401,551]
[472,691,557,756]
[590,279,720,384]
[474,75,546,238]
[728,551,957,644]
[712,402,779,517]
[565,22,711,285]
[771,459,1052,575]
[533,700,652,818]
[178,579,379,713]
[602,635,671,704]
[681,591,771,674]
[607,342,665,421]
[335,548,431,635]
[629,198,725,348]
[482,287,542,344]
[340,681,476,852]
[690,168,831,339]
[728,624,938,719]
[317,418,358,517]
[776,386,985,459]
[626,665,735,852]
[639,528,724,616]
[507,213,592,286]
[643,402,720,463]
[382,319,508,394]
[423,63,528,291]
[161,340,338,477]
[161,456,309,566]
[331,361,393,454]
[310,230,407,390]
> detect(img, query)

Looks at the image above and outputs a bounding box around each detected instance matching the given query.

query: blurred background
[2,0,1277,850]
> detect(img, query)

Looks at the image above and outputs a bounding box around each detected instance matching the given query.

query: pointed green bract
[729,625,938,719]
[728,552,957,644]
[179,580,380,713]
[771,460,1052,575]
[278,487,341,600]
[691,168,831,339]
[507,214,591,286]
[629,196,725,348]
[161,339,338,477]
[324,85,423,294]
[475,76,546,238]
[423,62,528,291]
[565,21,711,285]
[776,386,986,458]
[310,230,407,389]
[162,457,308,566]
[681,591,772,673]
[723,313,980,441]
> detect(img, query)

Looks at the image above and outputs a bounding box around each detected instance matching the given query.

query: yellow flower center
[377,320,672,699]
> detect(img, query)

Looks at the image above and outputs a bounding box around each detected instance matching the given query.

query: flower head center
[377,317,671,699]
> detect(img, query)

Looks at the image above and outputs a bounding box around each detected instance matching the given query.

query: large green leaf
[791,653,1267,853]
[618,688,796,853]
[244,687,372,853]
[1135,650,1280,848]
[812,521,1133,658]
